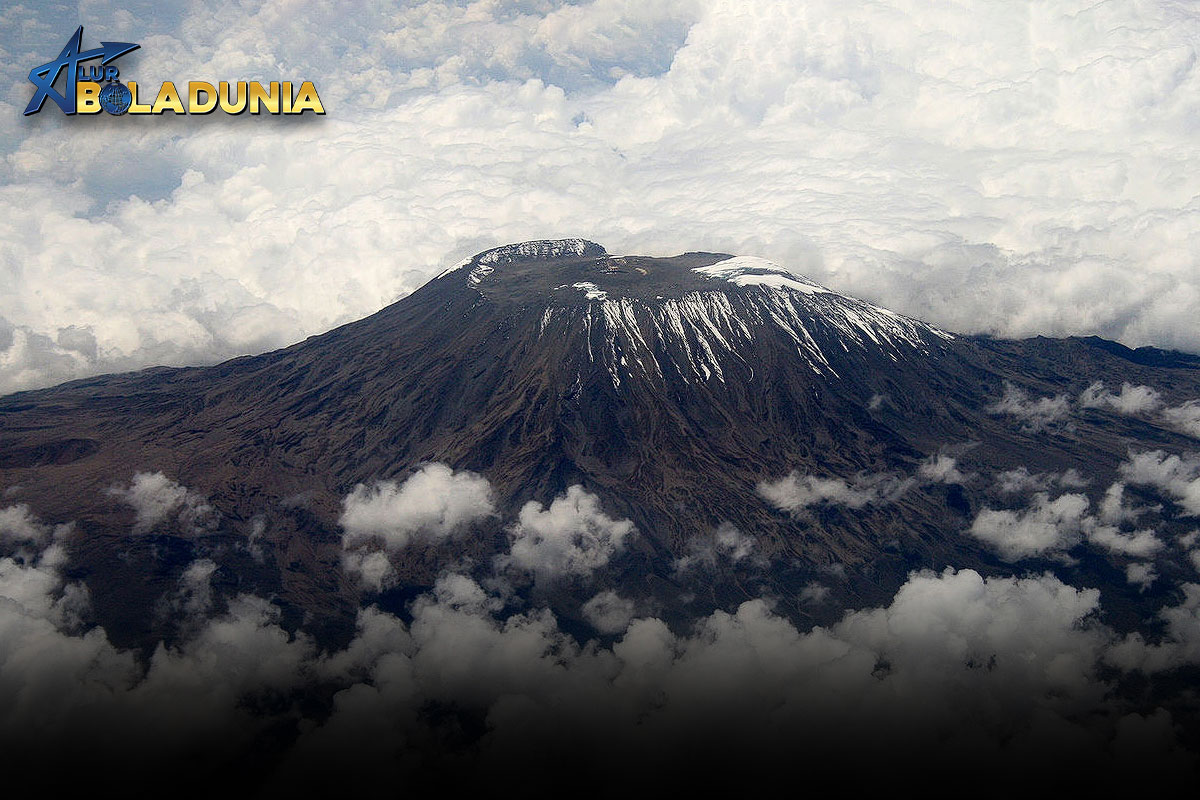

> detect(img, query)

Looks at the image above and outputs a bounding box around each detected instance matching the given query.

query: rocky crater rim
[476,238,608,264]
[439,238,838,301]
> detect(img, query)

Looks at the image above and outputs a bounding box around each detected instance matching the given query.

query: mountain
[3,238,1200,648]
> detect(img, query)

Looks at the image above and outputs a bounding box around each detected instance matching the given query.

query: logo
[25,26,325,117]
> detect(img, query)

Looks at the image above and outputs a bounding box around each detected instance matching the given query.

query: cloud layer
[4,1,1200,394]
[7,466,1200,787]
[5,515,1199,788]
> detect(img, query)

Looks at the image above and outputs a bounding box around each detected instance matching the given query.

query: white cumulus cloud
[918,454,968,484]
[501,485,635,580]
[968,483,1164,562]
[673,521,758,573]
[969,492,1090,561]
[1109,583,1200,673]
[994,466,1088,494]
[1120,451,1200,516]
[1161,400,1200,439]
[581,590,636,634]
[0,503,70,549]
[987,383,1071,433]
[341,550,397,594]
[1079,381,1163,415]
[339,463,495,550]
[758,470,913,512]
[108,472,215,535]
[4,507,1200,790]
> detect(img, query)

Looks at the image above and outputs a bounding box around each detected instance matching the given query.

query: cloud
[108,471,215,534]
[968,481,1164,562]
[759,453,972,518]
[832,568,1108,704]
[166,558,218,620]
[987,383,1071,433]
[917,454,968,484]
[994,466,1088,494]
[289,567,1129,781]
[968,492,1089,561]
[1125,562,1157,592]
[1077,383,1200,437]
[581,590,635,634]
[245,515,266,562]
[0,558,139,748]
[1161,400,1200,439]
[673,521,758,573]
[0,524,319,770]
[339,463,495,550]
[0,503,69,548]
[1088,526,1163,560]
[1079,381,1163,415]
[799,582,831,604]
[1098,483,1145,526]
[2,508,1196,788]
[500,485,635,580]
[0,541,91,630]
[1120,451,1200,515]
[341,549,397,593]
[5,1,1200,396]
[1109,583,1200,673]
[1085,482,1163,558]
[991,382,1200,441]
[758,470,913,512]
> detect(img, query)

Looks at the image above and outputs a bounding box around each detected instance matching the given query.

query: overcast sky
[2,0,1198,394]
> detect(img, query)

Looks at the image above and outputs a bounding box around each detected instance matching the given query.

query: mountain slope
[3,239,1200,645]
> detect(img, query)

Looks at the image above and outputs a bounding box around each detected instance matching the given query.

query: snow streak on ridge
[540,255,953,389]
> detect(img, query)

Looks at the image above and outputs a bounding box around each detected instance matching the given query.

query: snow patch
[693,256,828,295]
[572,282,608,301]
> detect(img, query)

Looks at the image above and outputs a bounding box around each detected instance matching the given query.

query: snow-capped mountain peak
[430,240,954,389]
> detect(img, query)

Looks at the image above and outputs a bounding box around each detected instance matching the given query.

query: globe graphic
[98,81,132,115]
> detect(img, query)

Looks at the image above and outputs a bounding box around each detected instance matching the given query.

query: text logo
[25,26,325,117]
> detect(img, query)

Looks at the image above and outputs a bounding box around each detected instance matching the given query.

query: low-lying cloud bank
[3,539,1197,786]
[4,485,1200,790]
